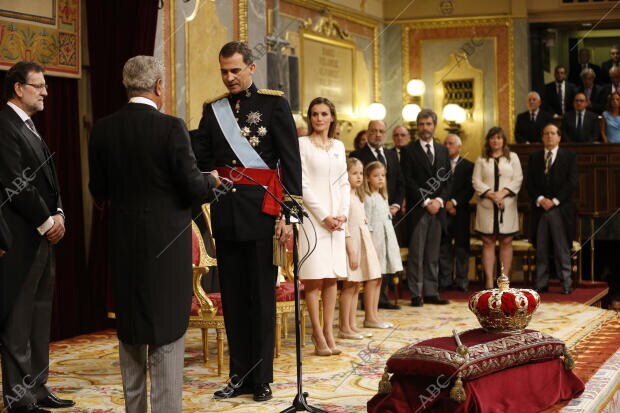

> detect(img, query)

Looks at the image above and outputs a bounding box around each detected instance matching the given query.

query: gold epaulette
[257,89,284,96]
[284,194,303,205]
[204,92,229,105]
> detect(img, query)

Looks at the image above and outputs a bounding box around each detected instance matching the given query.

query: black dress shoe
[378,302,401,310]
[423,296,450,305]
[410,297,423,307]
[534,286,548,293]
[37,393,75,408]
[253,383,273,402]
[9,405,50,413]
[213,383,253,399]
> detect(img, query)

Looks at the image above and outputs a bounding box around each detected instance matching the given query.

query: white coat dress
[298,137,350,279]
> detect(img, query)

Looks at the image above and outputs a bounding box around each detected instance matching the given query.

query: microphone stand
[223,166,326,412]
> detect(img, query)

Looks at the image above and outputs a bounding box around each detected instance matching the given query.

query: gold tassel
[450,371,466,403]
[563,347,575,370]
[377,366,392,395]
[273,220,288,267]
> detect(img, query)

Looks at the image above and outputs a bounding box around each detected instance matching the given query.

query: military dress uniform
[192,83,302,387]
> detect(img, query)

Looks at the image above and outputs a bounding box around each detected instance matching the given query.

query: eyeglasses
[22,83,49,91]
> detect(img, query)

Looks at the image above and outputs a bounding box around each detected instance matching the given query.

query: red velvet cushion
[387,329,566,382]
[190,293,224,316]
[191,227,200,266]
[191,296,200,316]
[276,281,304,301]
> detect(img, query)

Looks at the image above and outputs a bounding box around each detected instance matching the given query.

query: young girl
[363,161,403,329]
[339,158,383,339]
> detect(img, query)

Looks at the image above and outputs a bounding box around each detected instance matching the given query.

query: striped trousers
[118,334,185,413]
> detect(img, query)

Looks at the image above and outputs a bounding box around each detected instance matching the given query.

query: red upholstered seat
[276,281,304,301]
[191,227,200,265]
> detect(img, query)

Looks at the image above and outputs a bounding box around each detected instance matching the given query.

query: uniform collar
[229,83,258,101]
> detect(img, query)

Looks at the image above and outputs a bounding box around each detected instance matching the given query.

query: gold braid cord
[450,371,466,403]
[563,347,576,370]
[377,366,392,395]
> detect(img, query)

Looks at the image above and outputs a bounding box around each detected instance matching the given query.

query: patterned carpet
[1,301,618,412]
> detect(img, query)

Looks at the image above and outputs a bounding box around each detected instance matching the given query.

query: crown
[468,264,540,333]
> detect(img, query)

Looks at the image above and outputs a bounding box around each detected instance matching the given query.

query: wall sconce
[367,102,386,120]
[407,79,426,104]
[402,103,421,136]
[442,103,467,135]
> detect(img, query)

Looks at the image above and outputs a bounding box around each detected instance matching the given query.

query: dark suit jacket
[0,105,62,325]
[561,110,601,142]
[600,60,619,85]
[544,81,577,116]
[569,63,601,86]
[447,158,474,242]
[514,110,554,143]
[349,145,405,207]
[0,208,10,252]
[526,148,578,248]
[578,84,607,114]
[400,140,452,236]
[193,84,302,241]
[89,102,217,346]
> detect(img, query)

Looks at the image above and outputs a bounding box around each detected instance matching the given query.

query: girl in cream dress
[338,158,382,340]
[298,97,349,356]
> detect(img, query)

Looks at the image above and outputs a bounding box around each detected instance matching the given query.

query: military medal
[241,126,250,137]
[246,111,262,125]
[249,135,260,147]
[258,126,267,137]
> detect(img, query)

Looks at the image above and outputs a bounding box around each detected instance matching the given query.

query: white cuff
[451,198,458,207]
[552,198,560,206]
[37,216,54,235]
[536,196,544,207]
[390,203,400,209]
[423,198,431,207]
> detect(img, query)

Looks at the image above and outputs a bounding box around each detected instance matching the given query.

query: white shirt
[450,156,460,206]
[536,146,560,207]
[418,139,443,208]
[129,96,158,109]
[6,102,61,235]
[369,145,401,209]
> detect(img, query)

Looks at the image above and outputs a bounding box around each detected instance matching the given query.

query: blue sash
[212,98,268,169]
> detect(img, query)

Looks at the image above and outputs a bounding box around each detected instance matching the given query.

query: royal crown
[468,265,540,333]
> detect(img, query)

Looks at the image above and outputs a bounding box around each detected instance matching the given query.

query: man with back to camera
[192,41,302,402]
[514,91,554,143]
[0,61,72,413]
[527,124,577,295]
[350,120,405,309]
[400,109,452,307]
[89,55,220,413]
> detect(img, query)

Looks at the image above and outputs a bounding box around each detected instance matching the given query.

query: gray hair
[445,133,462,146]
[527,91,541,100]
[392,125,410,135]
[417,109,437,125]
[580,67,596,79]
[122,56,163,94]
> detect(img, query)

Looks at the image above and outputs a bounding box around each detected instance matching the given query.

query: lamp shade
[406,79,426,97]
[402,103,421,122]
[443,104,467,123]
[367,102,386,120]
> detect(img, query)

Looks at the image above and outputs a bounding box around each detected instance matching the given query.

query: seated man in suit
[561,92,600,142]
[544,65,577,117]
[600,44,619,85]
[514,91,554,143]
[350,120,405,309]
[578,68,606,114]
[527,124,577,295]
[438,134,474,292]
[569,48,601,86]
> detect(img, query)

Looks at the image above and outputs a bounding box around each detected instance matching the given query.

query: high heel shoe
[338,331,364,340]
[311,337,332,356]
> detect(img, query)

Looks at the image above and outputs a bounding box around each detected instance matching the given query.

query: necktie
[585,88,591,100]
[544,151,552,175]
[25,118,40,138]
[376,149,387,167]
[577,112,582,131]
[557,83,564,114]
[396,148,400,162]
[530,111,535,122]
[425,143,434,165]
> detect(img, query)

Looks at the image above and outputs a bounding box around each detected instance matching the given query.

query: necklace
[310,135,332,150]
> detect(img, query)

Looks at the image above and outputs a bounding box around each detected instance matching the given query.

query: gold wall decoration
[302,14,352,40]
[238,0,248,42]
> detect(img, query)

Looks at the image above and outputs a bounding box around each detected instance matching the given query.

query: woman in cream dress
[472,126,523,288]
[298,97,349,356]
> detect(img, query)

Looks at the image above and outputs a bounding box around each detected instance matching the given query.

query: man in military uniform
[192,41,302,402]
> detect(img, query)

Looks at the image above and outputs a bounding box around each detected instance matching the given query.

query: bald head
[367,120,387,148]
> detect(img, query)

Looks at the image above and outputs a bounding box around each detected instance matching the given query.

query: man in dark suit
[390,125,411,162]
[527,124,578,295]
[89,56,219,413]
[514,91,554,143]
[544,65,577,117]
[0,62,71,413]
[438,134,474,292]
[0,209,10,257]
[350,120,405,309]
[562,92,601,142]
[601,66,620,98]
[389,125,412,247]
[578,68,607,114]
[400,109,451,307]
[569,48,601,86]
[599,45,619,85]
[193,42,302,402]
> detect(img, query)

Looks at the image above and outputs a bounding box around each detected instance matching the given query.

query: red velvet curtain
[85,0,159,330]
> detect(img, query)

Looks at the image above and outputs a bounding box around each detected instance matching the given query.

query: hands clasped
[323,215,345,232]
